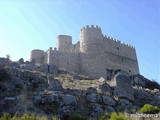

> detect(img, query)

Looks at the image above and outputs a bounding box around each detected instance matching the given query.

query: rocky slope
[0,57,160,120]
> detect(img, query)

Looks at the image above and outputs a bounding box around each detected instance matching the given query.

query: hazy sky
[0,0,159,82]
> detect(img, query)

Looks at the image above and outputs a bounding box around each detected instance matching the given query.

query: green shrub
[140,104,160,114]
[98,112,110,120]
[36,116,48,120]
[0,113,11,120]
[52,115,59,120]
[0,113,48,120]
[20,113,48,120]
[110,112,129,120]
[68,114,88,120]
[21,113,33,120]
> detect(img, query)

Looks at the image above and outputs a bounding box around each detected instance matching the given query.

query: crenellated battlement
[80,25,103,54]
[102,34,135,49]
[80,25,101,31]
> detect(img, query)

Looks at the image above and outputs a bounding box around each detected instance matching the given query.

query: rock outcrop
[110,73,135,101]
[0,57,159,120]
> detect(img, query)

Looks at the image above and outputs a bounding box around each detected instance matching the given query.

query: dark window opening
[106,69,113,81]
[117,47,119,50]
[121,58,124,62]
[129,70,131,73]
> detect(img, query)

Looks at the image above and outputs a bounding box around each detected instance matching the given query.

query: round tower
[79,25,106,79]
[80,25,104,54]
[30,49,45,64]
[57,35,72,52]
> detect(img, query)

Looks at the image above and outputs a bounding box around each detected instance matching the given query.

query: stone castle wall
[47,49,80,73]
[80,53,107,78]
[102,35,139,75]
[30,25,139,79]
[103,36,137,60]
[30,49,45,64]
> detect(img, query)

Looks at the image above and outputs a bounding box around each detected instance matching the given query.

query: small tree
[6,54,10,60]
[140,104,160,114]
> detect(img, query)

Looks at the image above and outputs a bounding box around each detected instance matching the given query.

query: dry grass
[55,73,103,90]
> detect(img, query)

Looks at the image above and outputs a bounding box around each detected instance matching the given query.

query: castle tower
[30,49,45,64]
[80,25,104,54]
[79,25,106,78]
[57,35,72,52]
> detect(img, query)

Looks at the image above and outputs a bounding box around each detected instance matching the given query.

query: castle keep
[30,25,139,79]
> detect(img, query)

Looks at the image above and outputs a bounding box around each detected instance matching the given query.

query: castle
[30,25,139,79]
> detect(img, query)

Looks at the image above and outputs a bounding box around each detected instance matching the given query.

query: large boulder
[0,68,10,81]
[22,64,35,71]
[153,93,160,107]
[102,95,116,106]
[112,74,135,101]
[13,78,26,89]
[88,103,104,119]
[48,64,58,74]
[22,70,33,79]
[0,58,10,66]
[59,94,77,115]
[134,89,153,106]
[61,94,77,105]
[34,92,49,101]
[18,58,24,64]
[25,61,30,64]
[39,64,48,73]
[34,95,42,104]
[117,98,133,112]
[131,74,145,87]
[98,83,113,95]
[10,62,20,69]
[34,91,47,105]
[87,93,98,103]
[47,93,59,103]
[105,106,116,113]
[48,79,63,91]
[86,87,97,94]
[9,67,20,78]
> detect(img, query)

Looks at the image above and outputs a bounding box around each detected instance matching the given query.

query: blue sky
[0,0,159,82]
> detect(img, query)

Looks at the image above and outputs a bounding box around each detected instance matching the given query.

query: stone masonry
[30,25,139,79]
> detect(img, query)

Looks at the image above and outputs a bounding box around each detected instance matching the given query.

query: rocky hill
[0,57,160,120]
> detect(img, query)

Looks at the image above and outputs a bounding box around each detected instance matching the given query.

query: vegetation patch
[140,104,160,114]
